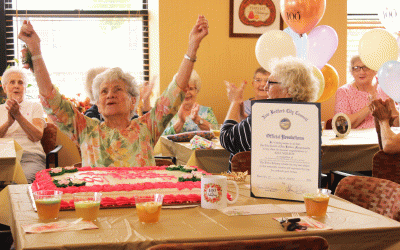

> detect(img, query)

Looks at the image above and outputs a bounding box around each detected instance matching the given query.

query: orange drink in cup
[73,192,102,221]
[135,194,163,224]
[211,124,222,138]
[303,189,331,217]
[33,190,63,221]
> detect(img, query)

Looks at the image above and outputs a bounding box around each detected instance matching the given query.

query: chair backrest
[335,175,400,221]
[40,122,57,155]
[372,150,400,184]
[146,236,329,250]
[231,151,251,174]
[325,118,333,130]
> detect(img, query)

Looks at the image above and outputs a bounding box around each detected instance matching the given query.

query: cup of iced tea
[73,192,102,221]
[135,194,163,224]
[303,188,331,217]
[33,190,63,221]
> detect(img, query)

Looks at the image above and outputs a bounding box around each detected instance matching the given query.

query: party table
[321,128,381,173]
[154,136,230,173]
[4,180,400,250]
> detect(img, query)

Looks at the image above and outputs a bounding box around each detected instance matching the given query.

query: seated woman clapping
[242,67,271,117]
[163,69,218,135]
[18,15,209,168]
[0,67,46,183]
[335,55,399,128]
[220,57,318,169]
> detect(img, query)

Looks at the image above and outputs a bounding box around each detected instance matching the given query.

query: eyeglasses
[352,66,370,72]
[266,80,281,90]
[253,78,268,84]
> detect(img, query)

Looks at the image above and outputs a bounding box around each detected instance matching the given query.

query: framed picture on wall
[229,0,283,38]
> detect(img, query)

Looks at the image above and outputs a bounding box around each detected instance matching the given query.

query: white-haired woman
[18,15,209,168]
[335,55,399,128]
[163,69,218,135]
[0,67,46,182]
[220,56,318,169]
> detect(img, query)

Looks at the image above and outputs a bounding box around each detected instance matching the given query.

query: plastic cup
[135,194,163,224]
[303,188,331,217]
[211,124,222,138]
[73,192,102,221]
[33,190,63,221]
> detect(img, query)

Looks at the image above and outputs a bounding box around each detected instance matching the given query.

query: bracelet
[31,54,43,61]
[184,54,196,63]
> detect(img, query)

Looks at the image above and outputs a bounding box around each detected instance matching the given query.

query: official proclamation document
[251,101,321,201]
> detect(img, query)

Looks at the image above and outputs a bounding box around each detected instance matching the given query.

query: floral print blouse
[162,105,218,135]
[40,79,184,168]
[335,83,391,129]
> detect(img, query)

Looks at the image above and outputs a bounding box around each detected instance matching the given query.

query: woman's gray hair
[349,55,361,73]
[189,69,202,92]
[85,67,108,103]
[92,67,140,118]
[1,67,28,88]
[270,56,318,102]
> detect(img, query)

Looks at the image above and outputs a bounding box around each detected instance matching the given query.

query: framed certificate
[250,100,321,201]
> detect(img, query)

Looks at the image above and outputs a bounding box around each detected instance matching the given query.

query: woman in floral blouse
[18,15,209,168]
[163,69,218,135]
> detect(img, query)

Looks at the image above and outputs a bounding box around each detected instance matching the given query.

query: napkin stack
[190,135,214,149]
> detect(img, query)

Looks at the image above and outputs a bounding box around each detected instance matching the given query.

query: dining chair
[372,150,400,184]
[40,122,63,169]
[231,151,251,174]
[146,236,329,250]
[155,156,177,166]
[335,175,400,222]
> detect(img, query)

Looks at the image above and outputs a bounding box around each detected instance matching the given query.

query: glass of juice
[211,124,222,138]
[33,190,63,221]
[73,192,102,221]
[303,188,331,217]
[135,194,163,224]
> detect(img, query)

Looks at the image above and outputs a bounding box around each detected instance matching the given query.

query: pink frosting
[34,166,203,209]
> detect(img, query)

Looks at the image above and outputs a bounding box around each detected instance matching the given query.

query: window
[1,0,149,101]
[347,2,384,84]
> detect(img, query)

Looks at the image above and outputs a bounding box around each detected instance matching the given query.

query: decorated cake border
[32,166,209,209]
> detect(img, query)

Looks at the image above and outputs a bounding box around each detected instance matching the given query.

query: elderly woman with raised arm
[335,55,399,128]
[220,56,318,169]
[163,69,218,135]
[0,67,46,182]
[18,16,209,168]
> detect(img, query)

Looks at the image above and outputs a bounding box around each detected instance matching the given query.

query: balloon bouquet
[365,1,400,102]
[255,0,339,103]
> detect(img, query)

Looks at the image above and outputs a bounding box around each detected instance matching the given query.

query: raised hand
[18,20,41,55]
[224,80,247,103]
[188,15,209,52]
[140,76,157,102]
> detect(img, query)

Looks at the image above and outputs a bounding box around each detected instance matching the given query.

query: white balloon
[378,0,400,33]
[255,30,296,72]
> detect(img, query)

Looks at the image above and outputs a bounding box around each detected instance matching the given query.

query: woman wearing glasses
[334,55,399,128]
[220,56,318,170]
[242,67,271,117]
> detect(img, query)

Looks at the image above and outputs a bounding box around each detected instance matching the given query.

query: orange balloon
[281,0,326,34]
[317,64,339,103]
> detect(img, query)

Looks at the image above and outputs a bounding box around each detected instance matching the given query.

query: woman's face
[183,82,198,105]
[97,80,135,119]
[266,75,290,99]
[253,72,270,99]
[351,59,376,85]
[4,72,25,103]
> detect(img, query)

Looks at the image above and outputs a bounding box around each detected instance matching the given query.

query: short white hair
[270,56,318,102]
[92,67,140,118]
[1,67,28,88]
